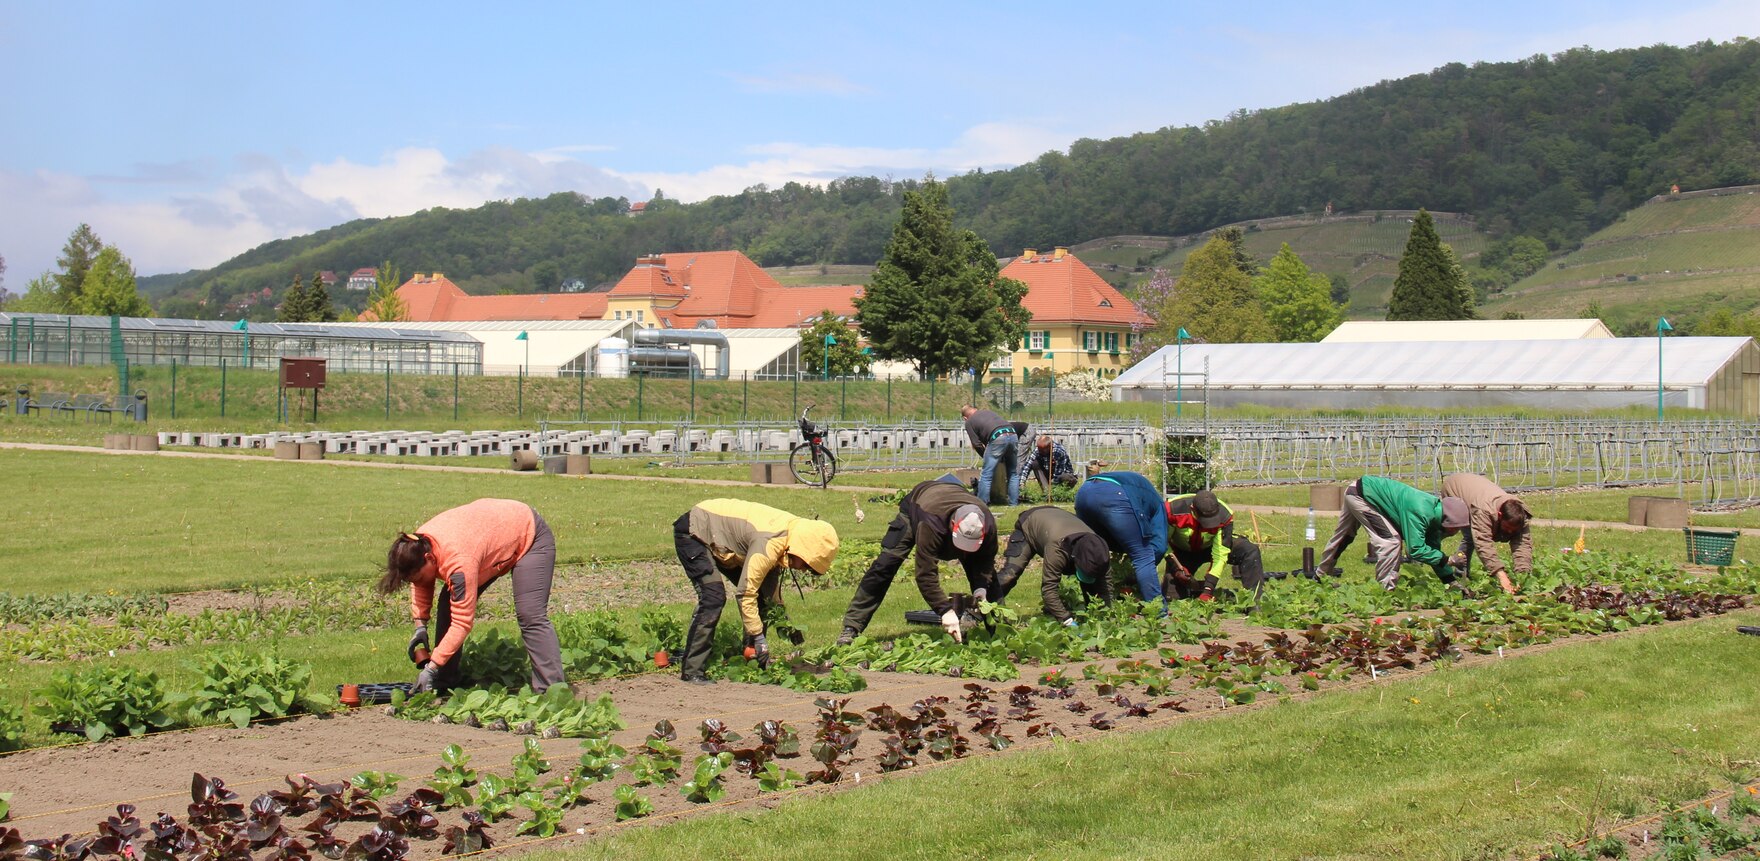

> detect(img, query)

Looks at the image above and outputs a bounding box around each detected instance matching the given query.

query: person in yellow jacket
[674,499,840,684]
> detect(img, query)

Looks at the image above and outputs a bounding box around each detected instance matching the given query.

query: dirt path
[4,609,1750,857]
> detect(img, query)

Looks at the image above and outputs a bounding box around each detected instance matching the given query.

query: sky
[1,1,1757,282]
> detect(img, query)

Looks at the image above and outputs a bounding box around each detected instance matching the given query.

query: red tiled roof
[381,274,607,322]
[1000,250,1142,326]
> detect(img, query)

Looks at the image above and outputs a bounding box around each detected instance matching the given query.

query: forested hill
[158,39,1760,316]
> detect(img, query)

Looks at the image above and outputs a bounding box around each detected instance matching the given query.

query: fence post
[576,369,585,421]
[170,359,177,419]
[517,366,524,421]
[453,362,460,421]
[1048,370,1054,418]
[840,375,847,420]
[384,362,392,420]
[887,376,892,422]
[792,373,798,420]
[220,358,227,418]
[930,377,936,419]
[637,372,644,420]
[689,362,696,424]
[741,373,748,423]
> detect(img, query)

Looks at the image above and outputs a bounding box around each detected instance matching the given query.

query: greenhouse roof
[0,313,479,343]
[1321,318,1614,342]
[1113,337,1753,391]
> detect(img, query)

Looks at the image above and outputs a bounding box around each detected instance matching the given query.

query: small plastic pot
[653,650,670,669]
[339,684,362,709]
[742,646,757,660]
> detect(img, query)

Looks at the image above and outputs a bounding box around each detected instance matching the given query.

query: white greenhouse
[1112,337,1760,414]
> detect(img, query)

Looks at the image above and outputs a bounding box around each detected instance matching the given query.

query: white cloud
[0,148,649,279]
[619,121,1073,201]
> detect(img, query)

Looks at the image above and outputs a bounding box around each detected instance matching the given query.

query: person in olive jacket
[992,506,1116,625]
[837,479,997,645]
[674,499,840,684]
[1315,476,1470,590]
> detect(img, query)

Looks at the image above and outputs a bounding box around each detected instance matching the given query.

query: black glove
[751,634,771,669]
[408,624,430,662]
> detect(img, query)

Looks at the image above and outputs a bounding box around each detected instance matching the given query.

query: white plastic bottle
[1305,507,1316,542]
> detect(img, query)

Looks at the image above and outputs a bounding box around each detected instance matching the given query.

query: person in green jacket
[1314,476,1470,590]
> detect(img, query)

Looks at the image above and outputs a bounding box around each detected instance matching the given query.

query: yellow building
[995,247,1145,380]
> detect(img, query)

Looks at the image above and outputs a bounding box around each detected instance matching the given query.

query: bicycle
[788,405,838,488]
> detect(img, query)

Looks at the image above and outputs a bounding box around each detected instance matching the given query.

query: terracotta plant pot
[652,650,670,669]
[339,684,361,709]
[742,646,757,660]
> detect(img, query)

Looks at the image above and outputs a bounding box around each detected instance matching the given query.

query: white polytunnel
[1112,337,1760,414]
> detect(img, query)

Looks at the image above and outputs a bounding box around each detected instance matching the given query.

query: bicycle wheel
[789,443,828,487]
[813,446,838,488]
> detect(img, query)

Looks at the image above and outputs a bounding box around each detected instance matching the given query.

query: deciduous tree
[1150,236,1273,344]
[854,178,1029,378]
[798,311,871,378]
[1256,243,1342,342]
[73,246,152,317]
[365,261,408,322]
[1387,209,1475,320]
[8,273,65,313]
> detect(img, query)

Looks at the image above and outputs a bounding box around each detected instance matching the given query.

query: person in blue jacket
[1073,470,1170,605]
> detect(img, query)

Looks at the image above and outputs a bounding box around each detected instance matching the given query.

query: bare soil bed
[0,615,1702,858]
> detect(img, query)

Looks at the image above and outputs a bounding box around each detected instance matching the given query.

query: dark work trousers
[1165,536,1266,598]
[675,513,767,679]
[433,508,564,692]
[839,511,989,634]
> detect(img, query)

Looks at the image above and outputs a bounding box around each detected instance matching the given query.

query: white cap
[950,503,988,552]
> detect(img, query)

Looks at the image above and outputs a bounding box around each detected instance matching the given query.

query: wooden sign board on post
[279,357,327,422]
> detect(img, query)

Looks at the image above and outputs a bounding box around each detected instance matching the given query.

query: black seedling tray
[343,682,414,704]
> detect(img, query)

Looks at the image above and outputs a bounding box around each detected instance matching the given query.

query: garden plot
[1538,785,1760,860]
[4,594,1755,861]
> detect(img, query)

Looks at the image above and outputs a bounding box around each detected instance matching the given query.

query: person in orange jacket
[379,498,563,694]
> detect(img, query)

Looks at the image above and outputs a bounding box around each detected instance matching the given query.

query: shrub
[181,651,332,729]
[35,665,178,741]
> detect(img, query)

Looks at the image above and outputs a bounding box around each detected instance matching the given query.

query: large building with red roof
[998,247,1145,378]
[372,247,1140,379]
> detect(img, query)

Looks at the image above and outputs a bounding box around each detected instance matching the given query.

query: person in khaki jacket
[674,499,840,684]
[1439,473,1532,595]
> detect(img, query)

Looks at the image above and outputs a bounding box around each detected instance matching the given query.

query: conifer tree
[854,178,1029,378]
[307,272,337,322]
[278,273,310,323]
[1387,209,1474,320]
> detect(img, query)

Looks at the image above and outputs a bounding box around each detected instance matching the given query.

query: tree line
[143,40,1760,319]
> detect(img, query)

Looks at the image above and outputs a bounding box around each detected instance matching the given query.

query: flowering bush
[1055,369,1110,402]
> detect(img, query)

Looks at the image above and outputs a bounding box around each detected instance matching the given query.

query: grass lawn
[538,607,1760,861]
[0,449,884,593]
[7,446,1740,595]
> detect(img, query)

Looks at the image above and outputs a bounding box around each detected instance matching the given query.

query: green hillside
[1076,212,1488,317]
[1482,187,1760,330]
[106,40,1760,321]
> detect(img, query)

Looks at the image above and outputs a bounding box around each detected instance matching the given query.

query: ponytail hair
[380,532,431,595]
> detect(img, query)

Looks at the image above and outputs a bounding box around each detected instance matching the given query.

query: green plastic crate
[1683,527,1738,566]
